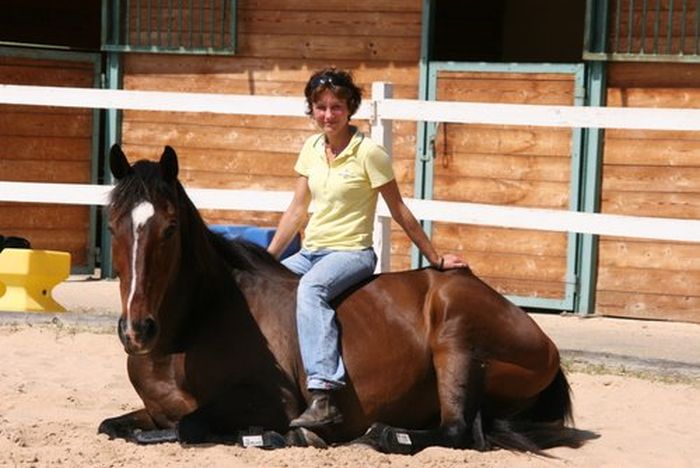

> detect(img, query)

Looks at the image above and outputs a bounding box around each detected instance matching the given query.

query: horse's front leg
[100,354,195,444]
[176,380,289,444]
[98,408,167,442]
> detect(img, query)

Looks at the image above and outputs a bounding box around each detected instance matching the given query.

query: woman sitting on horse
[267,67,467,430]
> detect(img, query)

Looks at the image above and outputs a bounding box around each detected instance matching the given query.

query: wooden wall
[597,62,700,323]
[0,55,95,267]
[428,70,576,300]
[119,0,422,271]
[1,2,697,323]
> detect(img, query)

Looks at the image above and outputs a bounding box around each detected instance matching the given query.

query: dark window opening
[433,0,586,63]
[0,0,101,51]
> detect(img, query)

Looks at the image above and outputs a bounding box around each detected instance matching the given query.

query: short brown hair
[304,68,363,117]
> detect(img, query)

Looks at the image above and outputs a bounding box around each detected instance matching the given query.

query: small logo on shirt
[338,169,354,180]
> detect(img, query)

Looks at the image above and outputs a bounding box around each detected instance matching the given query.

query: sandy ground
[1,321,699,468]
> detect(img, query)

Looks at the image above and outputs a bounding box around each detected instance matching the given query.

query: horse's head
[108,144,182,355]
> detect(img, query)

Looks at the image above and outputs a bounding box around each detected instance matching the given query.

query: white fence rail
[1,181,698,244]
[4,83,700,129]
[1,83,699,272]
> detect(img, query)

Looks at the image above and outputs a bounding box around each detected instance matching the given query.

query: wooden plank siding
[597,62,700,323]
[0,56,95,267]
[120,1,422,271]
[429,71,576,299]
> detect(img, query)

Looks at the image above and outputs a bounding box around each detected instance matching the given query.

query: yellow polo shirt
[294,129,394,250]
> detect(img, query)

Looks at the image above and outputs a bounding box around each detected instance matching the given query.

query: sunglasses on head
[311,74,350,89]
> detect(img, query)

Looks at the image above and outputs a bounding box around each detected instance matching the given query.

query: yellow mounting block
[0,248,71,312]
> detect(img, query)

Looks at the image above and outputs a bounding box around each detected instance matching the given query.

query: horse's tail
[484,367,586,454]
[526,365,574,425]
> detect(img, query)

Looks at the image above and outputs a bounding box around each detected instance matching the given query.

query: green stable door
[414,62,590,312]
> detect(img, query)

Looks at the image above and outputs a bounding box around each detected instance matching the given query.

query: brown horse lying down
[99,145,590,454]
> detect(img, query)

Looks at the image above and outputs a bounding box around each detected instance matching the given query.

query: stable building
[1,0,698,323]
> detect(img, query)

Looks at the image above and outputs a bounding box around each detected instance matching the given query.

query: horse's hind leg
[432,347,488,450]
[355,349,488,455]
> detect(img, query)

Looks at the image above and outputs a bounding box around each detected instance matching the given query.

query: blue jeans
[282,247,377,390]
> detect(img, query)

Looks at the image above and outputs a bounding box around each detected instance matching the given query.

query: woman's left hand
[436,253,468,270]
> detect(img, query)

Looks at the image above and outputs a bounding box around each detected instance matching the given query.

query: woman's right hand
[435,253,468,270]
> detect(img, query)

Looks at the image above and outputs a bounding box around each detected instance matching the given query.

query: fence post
[100,51,123,278]
[371,82,393,273]
[576,60,607,315]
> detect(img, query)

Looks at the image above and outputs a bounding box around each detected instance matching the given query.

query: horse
[98,144,588,454]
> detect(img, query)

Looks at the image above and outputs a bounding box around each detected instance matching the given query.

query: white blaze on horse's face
[127,201,155,325]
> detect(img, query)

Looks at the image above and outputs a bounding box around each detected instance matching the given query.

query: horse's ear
[109,144,132,180]
[160,146,179,182]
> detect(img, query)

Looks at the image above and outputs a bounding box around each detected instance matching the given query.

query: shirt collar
[313,126,364,161]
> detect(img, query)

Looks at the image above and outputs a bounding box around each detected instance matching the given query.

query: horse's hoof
[354,423,415,455]
[132,428,179,445]
[285,427,328,449]
[177,417,209,444]
[262,431,288,449]
[350,423,388,450]
[97,420,115,438]
[98,418,133,441]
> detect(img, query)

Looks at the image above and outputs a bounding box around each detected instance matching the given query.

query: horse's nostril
[143,317,158,340]
[118,316,157,345]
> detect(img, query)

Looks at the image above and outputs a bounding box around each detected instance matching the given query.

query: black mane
[109,159,295,277]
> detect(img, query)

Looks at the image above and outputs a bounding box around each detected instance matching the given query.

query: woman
[267,68,466,430]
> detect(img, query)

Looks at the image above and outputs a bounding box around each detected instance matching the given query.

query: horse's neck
[168,248,294,353]
[233,268,301,375]
[178,207,294,322]
[185,245,230,302]
[233,268,298,328]
[172,229,302,386]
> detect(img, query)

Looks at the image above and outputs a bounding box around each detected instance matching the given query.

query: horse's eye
[163,223,177,240]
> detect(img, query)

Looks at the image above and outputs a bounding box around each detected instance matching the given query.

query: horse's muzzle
[118,315,158,354]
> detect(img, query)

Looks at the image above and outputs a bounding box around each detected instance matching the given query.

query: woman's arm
[378,179,467,270]
[267,176,311,259]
